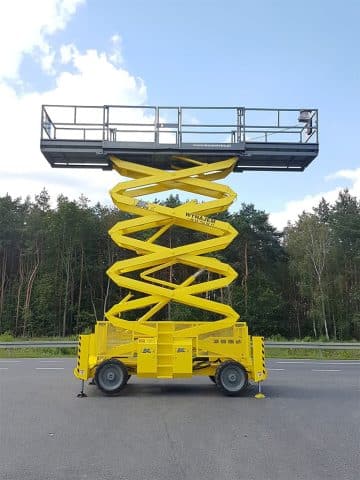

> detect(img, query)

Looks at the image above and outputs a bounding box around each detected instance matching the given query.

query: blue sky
[0,0,359,228]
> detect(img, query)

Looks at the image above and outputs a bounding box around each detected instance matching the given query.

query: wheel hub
[95,360,128,394]
[219,363,247,393]
[228,372,238,382]
[99,365,123,390]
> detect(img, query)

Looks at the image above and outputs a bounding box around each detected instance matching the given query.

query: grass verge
[0,347,76,358]
[266,348,360,360]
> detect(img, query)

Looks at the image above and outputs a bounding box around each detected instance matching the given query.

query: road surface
[0,358,359,480]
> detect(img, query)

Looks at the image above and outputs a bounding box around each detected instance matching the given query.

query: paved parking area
[0,358,359,480]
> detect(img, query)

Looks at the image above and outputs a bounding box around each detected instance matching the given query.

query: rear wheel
[95,359,128,395]
[215,361,248,396]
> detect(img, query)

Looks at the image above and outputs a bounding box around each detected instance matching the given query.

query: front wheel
[95,359,128,395]
[215,361,248,396]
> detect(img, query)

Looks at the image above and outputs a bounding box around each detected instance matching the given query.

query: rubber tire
[95,359,128,395]
[215,361,248,396]
[209,375,216,383]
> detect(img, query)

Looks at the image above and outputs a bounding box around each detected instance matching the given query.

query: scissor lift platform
[41,105,318,172]
[40,104,318,397]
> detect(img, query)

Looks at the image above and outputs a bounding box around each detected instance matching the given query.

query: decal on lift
[185,212,215,227]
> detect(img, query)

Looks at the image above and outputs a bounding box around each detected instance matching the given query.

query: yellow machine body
[74,156,267,388]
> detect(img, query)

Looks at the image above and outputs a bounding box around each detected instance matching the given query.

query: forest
[0,188,359,340]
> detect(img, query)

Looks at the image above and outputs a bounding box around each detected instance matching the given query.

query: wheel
[215,361,248,396]
[127,374,132,382]
[95,359,128,395]
[209,375,216,383]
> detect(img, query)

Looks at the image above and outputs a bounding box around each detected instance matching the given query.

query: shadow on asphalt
[77,381,352,400]
[80,381,258,398]
[263,383,351,400]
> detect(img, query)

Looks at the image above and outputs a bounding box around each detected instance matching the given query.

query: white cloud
[46,47,147,105]
[326,168,360,184]
[60,44,78,64]
[0,0,84,79]
[109,34,123,65]
[40,50,57,75]
[0,2,151,205]
[269,168,360,230]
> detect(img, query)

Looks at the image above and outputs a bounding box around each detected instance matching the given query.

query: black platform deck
[40,105,319,172]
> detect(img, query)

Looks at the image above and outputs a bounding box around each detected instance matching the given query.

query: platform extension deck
[40,105,318,172]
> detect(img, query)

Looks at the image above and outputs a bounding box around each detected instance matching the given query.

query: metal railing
[1,341,357,349]
[41,105,318,146]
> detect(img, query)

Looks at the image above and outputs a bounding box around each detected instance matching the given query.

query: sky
[0,0,359,230]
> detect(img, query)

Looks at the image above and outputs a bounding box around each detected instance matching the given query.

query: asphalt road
[0,358,359,480]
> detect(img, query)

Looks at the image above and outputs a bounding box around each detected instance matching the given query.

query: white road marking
[312,369,341,372]
[38,360,64,363]
[0,360,22,363]
[268,368,285,371]
[319,362,360,365]
[35,367,65,370]
[277,361,308,364]
[0,360,23,364]
[277,361,360,365]
[0,367,9,370]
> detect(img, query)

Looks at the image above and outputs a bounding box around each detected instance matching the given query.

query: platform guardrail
[41,105,318,146]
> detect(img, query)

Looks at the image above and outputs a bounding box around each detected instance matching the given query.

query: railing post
[102,106,106,140]
[237,107,245,142]
[103,106,110,141]
[178,107,182,146]
[154,107,159,144]
[236,108,241,143]
[316,110,319,143]
[41,106,44,140]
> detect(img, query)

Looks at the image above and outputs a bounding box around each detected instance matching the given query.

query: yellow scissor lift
[40,105,318,397]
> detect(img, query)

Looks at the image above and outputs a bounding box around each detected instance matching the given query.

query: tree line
[0,188,359,340]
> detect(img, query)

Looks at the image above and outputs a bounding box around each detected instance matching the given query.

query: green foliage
[0,347,76,358]
[0,332,14,342]
[266,348,360,360]
[284,189,360,340]
[0,189,359,340]
[267,334,287,341]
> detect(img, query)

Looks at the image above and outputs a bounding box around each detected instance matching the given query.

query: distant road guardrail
[0,341,76,349]
[265,342,360,350]
[0,341,359,350]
